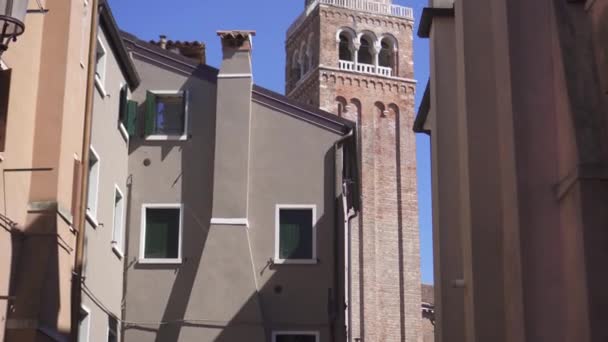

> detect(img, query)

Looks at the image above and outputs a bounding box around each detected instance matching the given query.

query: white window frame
[145,90,189,141]
[118,82,130,143]
[79,305,91,342]
[139,203,184,264]
[274,204,318,265]
[94,36,108,97]
[111,185,125,259]
[86,146,101,227]
[272,331,320,342]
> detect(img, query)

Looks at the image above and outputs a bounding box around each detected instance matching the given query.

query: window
[86,147,100,224]
[118,85,137,139]
[0,68,11,152]
[272,331,319,342]
[94,37,107,94]
[78,307,91,342]
[107,316,118,342]
[145,91,189,139]
[379,38,396,69]
[358,36,373,65]
[275,205,317,264]
[339,34,352,61]
[112,186,125,256]
[140,204,183,263]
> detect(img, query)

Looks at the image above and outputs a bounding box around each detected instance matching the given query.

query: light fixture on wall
[0,0,28,54]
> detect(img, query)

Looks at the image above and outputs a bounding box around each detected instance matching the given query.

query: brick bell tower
[285,1,420,341]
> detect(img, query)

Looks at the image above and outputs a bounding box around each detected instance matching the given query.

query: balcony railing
[339,60,393,77]
[287,0,414,38]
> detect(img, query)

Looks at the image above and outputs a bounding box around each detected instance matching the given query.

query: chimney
[211,30,256,225]
[159,35,167,49]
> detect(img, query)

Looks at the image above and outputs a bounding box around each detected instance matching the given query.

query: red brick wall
[286,4,421,342]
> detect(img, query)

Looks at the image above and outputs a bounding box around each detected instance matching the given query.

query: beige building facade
[286,1,422,341]
[416,0,608,341]
[0,0,93,340]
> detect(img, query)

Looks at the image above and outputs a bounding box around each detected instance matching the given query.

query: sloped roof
[120,31,354,135]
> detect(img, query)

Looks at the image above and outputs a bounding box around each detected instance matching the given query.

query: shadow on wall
[4,212,64,341]
[122,67,345,341]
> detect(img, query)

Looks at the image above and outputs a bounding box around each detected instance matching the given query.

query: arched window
[379,40,393,68]
[292,51,301,82]
[358,36,373,65]
[339,34,352,61]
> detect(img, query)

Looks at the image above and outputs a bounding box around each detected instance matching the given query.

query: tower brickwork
[286,1,421,341]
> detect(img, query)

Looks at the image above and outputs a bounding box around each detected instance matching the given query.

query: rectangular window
[272,331,319,342]
[112,186,125,256]
[86,147,100,224]
[107,316,118,342]
[0,68,11,152]
[95,37,107,95]
[275,205,317,264]
[78,307,91,342]
[140,204,183,263]
[144,90,189,139]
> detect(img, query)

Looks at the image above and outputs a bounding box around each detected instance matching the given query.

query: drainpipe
[71,0,100,341]
[333,129,357,342]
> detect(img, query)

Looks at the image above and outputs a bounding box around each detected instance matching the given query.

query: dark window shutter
[182,90,189,135]
[126,100,137,136]
[144,91,156,136]
[0,69,12,152]
[118,85,128,126]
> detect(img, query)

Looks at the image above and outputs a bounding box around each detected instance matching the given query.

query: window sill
[138,258,182,265]
[85,211,99,228]
[273,258,318,265]
[118,123,129,143]
[145,135,188,141]
[94,75,107,98]
[111,244,124,259]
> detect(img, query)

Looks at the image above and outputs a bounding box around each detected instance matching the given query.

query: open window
[274,205,317,264]
[94,37,107,95]
[145,90,189,140]
[339,33,352,61]
[140,204,183,264]
[358,36,373,65]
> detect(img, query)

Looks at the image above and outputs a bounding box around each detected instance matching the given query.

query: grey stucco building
[119,30,358,342]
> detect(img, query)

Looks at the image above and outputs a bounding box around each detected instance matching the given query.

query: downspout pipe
[71,0,100,341]
[333,129,358,342]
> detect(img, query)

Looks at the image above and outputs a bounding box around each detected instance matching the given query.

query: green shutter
[144,91,156,136]
[144,208,180,259]
[279,209,313,260]
[280,223,301,259]
[126,100,137,136]
[119,85,128,126]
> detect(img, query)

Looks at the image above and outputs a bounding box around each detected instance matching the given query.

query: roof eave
[413,80,431,135]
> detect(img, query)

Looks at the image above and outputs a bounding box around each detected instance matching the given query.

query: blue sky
[108,0,433,284]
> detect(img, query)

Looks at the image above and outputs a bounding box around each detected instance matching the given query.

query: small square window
[144,91,189,139]
[272,331,319,342]
[86,147,100,223]
[112,186,125,256]
[275,205,317,264]
[140,204,183,263]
